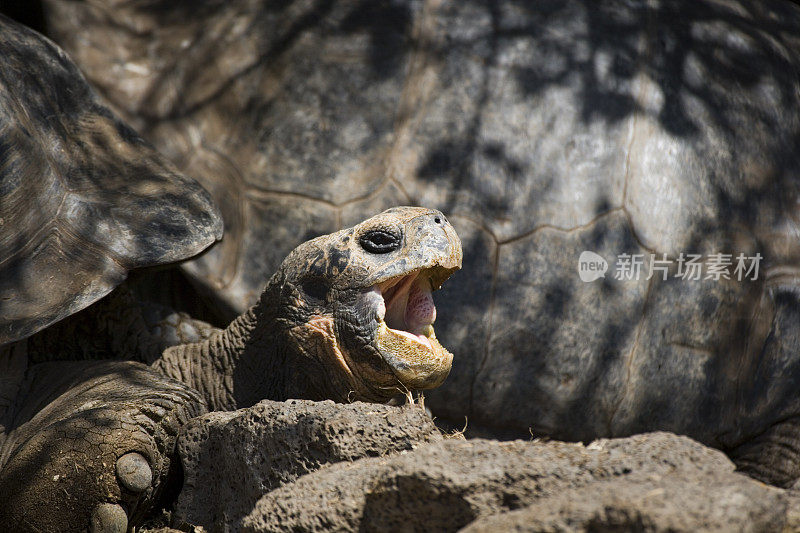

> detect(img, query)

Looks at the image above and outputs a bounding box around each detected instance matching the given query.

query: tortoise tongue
[382,273,436,349]
[405,278,436,332]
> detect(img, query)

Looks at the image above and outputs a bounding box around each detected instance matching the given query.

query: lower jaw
[375,322,453,390]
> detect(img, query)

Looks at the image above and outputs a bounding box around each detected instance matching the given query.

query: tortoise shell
[32,0,800,448]
[0,15,222,345]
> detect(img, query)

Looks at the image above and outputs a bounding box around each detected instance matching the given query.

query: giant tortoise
[0,15,462,531]
[25,0,800,488]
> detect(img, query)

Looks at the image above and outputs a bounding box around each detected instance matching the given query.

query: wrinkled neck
[154,277,294,411]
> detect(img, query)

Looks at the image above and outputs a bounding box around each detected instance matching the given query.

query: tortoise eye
[359,230,401,254]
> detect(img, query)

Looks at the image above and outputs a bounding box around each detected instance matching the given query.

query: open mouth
[378,271,437,349]
[368,266,456,389]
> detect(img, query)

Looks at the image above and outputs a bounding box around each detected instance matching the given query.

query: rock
[174,399,441,529]
[462,479,784,532]
[783,490,800,532]
[239,432,789,532]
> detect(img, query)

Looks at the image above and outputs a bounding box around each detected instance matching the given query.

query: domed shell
[38,0,800,447]
[0,15,223,345]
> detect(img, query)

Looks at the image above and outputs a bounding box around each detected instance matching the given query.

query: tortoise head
[273,207,462,403]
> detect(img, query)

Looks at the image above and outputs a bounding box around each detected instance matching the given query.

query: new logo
[578,251,608,282]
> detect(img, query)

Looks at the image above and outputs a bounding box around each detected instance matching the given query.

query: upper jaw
[364,240,462,287]
[371,264,459,293]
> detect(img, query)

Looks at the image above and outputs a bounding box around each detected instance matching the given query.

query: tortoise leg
[0,361,206,532]
[729,417,800,488]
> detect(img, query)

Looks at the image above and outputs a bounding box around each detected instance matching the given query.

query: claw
[116,452,152,493]
[90,503,127,533]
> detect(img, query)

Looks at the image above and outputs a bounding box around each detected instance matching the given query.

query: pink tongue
[405,280,436,332]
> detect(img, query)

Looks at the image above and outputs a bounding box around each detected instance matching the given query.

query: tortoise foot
[0,361,206,532]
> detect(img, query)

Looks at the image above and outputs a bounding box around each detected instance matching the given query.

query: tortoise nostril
[434,216,441,224]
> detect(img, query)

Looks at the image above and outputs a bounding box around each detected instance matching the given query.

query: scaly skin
[0,207,462,532]
[0,361,205,531]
